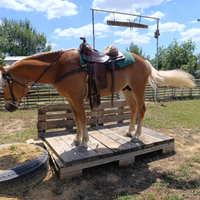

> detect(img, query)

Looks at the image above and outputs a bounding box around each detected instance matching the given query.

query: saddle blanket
[79,50,135,72]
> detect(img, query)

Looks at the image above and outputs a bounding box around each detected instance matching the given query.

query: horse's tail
[145,60,196,89]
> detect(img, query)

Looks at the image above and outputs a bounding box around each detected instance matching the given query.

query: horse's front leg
[70,100,89,152]
[68,100,82,146]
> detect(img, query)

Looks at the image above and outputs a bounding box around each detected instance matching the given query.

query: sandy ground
[0,144,41,172]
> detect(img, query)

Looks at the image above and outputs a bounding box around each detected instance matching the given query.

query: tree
[0,52,5,65]
[159,39,197,76]
[150,46,165,70]
[0,18,51,56]
[195,53,200,79]
[126,42,151,61]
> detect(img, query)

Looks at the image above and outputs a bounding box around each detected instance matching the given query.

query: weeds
[9,144,17,151]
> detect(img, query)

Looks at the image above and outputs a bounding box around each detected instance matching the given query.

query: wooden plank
[60,142,174,174]
[107,20,148,28]
[44,142,59,171]
[38,103,71,112]
[142,127,174,141]
[88,130,114,158]
[43,133,83,166]
[59,169,82,180]
[57,131,99,162]
[118,157,135,166]
[98,113,131,124]
[162,142,175,153]
[46,113,74,120]
[98,100,128,109]
[98,108,130,116]
[38,117,98,131]
[89,129,128,154]
[93,126,140,151]
[110,124,164,146]
[138,132,162,145]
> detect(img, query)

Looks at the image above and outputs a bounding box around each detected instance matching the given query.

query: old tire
[0,143,49,195]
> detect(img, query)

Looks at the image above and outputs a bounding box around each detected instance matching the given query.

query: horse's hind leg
[68,100,82,146]
[130,87,146,142]
[122,89,137,137]
[69,99,89,152]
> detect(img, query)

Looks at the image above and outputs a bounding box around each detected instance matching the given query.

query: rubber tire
[0,143,49,195]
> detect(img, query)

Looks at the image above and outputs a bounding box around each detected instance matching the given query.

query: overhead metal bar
[90,9,160,20]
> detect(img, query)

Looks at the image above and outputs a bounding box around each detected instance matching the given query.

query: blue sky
[0,0,200,59]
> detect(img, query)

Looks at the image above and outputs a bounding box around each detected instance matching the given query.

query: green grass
[0,109,37,121]
[9,144,17,151]
[143,100,200,129]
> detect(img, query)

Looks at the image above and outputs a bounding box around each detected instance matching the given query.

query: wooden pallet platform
[43,123,174,180]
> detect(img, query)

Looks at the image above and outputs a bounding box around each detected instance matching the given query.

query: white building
[4,56,26,66]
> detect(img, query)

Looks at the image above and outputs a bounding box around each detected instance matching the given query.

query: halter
[4,50,64,107]
[4,67,29,106]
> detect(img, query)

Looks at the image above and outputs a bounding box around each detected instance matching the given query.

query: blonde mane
[11,49,65,66]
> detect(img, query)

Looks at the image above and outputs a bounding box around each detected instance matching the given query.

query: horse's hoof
[125,131,133,137]
[131,137,139,143]
[77,146,88,152]
[72,140,81,146]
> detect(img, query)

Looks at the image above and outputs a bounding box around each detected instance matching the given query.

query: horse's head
[0,65,28,112]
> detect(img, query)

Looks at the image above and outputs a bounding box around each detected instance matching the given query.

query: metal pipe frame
[91,9,160,69]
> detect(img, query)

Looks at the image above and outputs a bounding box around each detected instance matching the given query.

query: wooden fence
[0,83,120,111]
[0,80,200,111]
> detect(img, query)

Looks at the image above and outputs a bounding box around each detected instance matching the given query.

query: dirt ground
[0,144,42,172]
[0,121,200,200]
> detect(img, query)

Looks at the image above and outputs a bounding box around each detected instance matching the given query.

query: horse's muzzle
[5,102,19,112]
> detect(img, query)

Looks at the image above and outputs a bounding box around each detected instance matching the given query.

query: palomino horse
[0,48,196,152]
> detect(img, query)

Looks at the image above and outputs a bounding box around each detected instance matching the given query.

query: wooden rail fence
[0,80,200,111]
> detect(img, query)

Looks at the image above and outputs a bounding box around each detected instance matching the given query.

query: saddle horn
[80,37,92,56]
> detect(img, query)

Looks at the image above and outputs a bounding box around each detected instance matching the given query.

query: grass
[143,100,200,129]
[9,144,17,151]
[0,109,37,144]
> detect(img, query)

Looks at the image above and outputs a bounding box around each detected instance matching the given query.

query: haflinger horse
[0,48,196,152]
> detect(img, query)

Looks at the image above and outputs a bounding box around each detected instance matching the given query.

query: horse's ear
[0,65,6,74]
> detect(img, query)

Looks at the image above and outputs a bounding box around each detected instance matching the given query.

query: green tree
[160,39,197,76]
[194,53,200,79]
[150,46,165,70]
[0,52,5,65]
[126,42,151,61]
[0,18,51,56]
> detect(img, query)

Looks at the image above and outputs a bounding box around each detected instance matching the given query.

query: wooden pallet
[37,100,174,180]
[42,124,174,180]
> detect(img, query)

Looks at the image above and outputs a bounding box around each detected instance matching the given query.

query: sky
[0,0,200,59]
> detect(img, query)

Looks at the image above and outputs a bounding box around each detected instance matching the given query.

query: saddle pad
[79,50,135,72]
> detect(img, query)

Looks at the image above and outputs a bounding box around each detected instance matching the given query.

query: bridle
[3,67,29,106]
[2,50,65,107]
[2,49,86,108]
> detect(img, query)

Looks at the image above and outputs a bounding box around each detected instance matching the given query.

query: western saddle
[79,37,125,109]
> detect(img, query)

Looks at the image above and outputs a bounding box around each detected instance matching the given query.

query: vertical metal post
[156,19,159,70]
[92,10,95,49]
